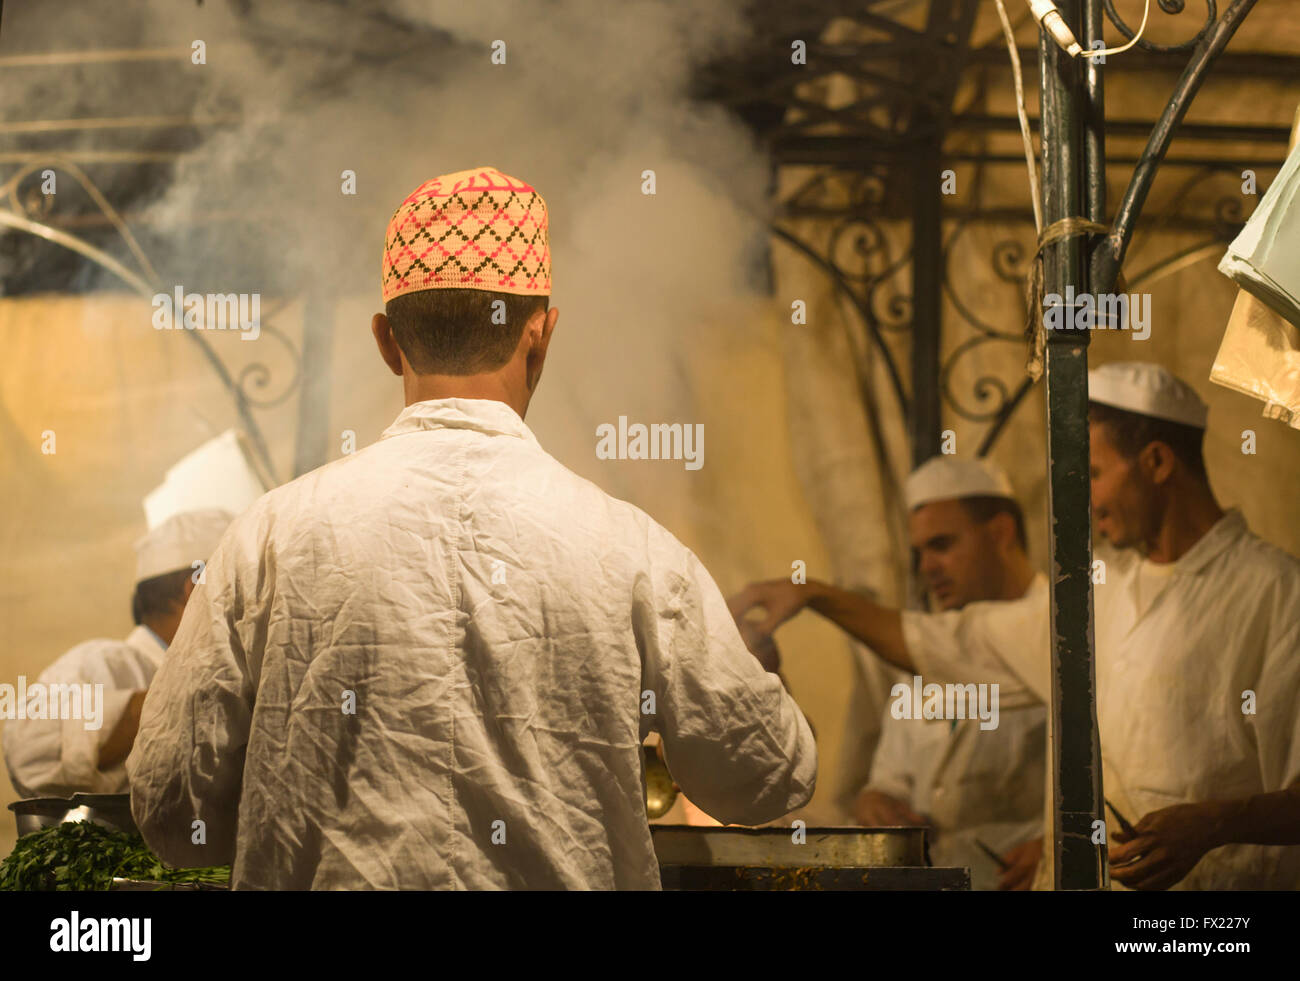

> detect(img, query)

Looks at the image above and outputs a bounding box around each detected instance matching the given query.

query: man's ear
[372,312,404,376]
[170,574,196,618]
[526,307,559,390]
[1140,441,1178,485]
[988,511,1017,555]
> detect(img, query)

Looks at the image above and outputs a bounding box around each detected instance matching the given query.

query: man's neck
[402,372,528,419]
[1000,552,1037,601]
[1145,480,1224,563]
[141,618,174,649]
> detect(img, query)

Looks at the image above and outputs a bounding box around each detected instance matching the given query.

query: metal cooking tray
[650,825,928,868]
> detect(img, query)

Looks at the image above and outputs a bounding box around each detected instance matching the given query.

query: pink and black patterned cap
[381,166,551,303]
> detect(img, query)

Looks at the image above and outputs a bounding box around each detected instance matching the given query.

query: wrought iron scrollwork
[827,215,913,334]
[1102,0,1217,53]
[939,218,1034,428]
[770,219,912,421]
[234,320,302,411]
[774,168,916,419]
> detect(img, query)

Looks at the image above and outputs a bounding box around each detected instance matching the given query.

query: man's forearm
[97,690,146,770]
[806,581,913,670]
[1205,784,1300,847]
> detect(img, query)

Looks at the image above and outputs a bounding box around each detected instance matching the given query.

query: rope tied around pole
[1024,216,1125,381]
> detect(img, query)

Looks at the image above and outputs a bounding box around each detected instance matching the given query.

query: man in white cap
[3,509,232,798]
[729,456,1049,888]
[127,168,815,890]
[1084,362,1300,889]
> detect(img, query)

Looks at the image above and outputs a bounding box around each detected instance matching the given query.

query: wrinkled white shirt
[4,626,164,798]
[904,510,1300,889]
[866,701,1046,890]
[127,398,817,890]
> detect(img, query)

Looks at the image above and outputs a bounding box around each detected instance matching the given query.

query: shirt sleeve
[637,535,818,826]
[864,703,915,803]
[127,535,254,869]
[902,585,1051,709]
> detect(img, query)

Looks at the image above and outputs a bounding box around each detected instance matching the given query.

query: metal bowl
[9,793,138,837]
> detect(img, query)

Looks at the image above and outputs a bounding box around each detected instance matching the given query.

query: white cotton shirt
[904,511,1300,889]
[1132,556,1177,620]
[865,702,1047,891]
[4,626,164,798]
[1094,511,1300,889]
[126,397,817,890]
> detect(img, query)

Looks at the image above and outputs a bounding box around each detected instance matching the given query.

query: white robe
[903,510,1300,889]
[126,397,817,890]
[865,698,1047,890]
[4,625,164,798]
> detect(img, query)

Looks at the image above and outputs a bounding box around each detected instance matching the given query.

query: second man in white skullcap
[3,508,232,798]
[730,454,1050,888]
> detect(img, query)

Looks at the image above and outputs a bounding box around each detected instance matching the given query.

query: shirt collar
[380,397,540,447]
[1165,508,1248,576]
[125,624,167,668]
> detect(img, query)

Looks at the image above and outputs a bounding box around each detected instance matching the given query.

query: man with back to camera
[732,362,1300,889]
[127,166,817,889]
[732,456,1048,889]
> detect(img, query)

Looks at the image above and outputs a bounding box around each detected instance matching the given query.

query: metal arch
[1126,163,1251,260]
[1095,0,1261,295]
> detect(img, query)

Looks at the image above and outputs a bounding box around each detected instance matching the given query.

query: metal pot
[9,793,138,838]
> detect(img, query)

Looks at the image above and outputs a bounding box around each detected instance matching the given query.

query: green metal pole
[1039,0,1106,891]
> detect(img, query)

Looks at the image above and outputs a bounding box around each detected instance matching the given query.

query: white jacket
[127,397,817,889]
[4,625,164,798]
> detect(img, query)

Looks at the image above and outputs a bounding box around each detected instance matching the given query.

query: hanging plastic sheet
[1213,107,1300,426]
[1210,289,1300,429]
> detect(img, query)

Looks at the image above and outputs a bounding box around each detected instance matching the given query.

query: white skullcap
[133,508,233,582]
[905,456,1015,510]
[1088,361,1208,429]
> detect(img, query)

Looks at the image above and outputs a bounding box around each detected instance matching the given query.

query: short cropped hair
[1088,401,1207,479]
[384,288,548,375]
[959,495,1028,552]
[131,567,192,626]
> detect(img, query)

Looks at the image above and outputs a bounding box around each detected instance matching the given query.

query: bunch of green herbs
[0,820,230,890]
